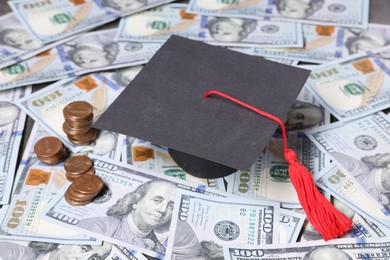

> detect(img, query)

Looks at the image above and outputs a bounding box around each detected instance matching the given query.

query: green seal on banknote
[343,83,365,95]
[164,169,186,180]
[3,64,25,75]
[269,165,290,182]
[52,13,71,24]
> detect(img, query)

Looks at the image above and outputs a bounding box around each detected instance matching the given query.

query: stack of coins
[34,136,67,165]
[65,174,104,206]
[64,155,95,182]
[63,101,97,145]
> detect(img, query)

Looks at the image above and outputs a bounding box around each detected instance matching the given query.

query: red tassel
[204,90,353,240]
[284,149,352,240]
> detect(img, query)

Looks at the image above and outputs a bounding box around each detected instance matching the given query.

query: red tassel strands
[204,90,352,241]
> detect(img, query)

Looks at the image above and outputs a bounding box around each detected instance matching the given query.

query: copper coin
[64,113,93,124]
[38,156,64,165]
[64,155,93,174]
[64,189,91,206]
[67,128,97,145]
[62,122,91,136]
[66,167,95,179]
[39,145,68,165]
[63,101,93,120]
[67,185,96,201]
[72,174,104,196]
[84,167,95,175]
[66,172,79,182]
[34,136,64,158]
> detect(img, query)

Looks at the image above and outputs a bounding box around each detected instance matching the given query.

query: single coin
[34,136,64,158]
[64,113,93,124]
[64,189,91,206]
[67,128,97,145]
[64,155,93,175]
[62,122,91,136]
[72,174,104,196]
[63,101,93,120]
[67,185,96,201]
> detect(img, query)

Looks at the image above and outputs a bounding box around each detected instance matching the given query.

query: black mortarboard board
[94,36,310,178]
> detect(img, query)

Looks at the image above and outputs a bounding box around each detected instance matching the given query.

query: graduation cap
[94,35,352,240]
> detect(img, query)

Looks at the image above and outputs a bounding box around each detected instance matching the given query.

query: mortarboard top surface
[94,36,311,172]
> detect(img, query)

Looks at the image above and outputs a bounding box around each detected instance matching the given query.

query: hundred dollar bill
[0,239,148,260]
[117,3,303,48]
[186,0,369,28]
[165,189,280,260]
[235,23,390,64]
[9,0,176,44]
[223,88,330,207]
[0,29,158,90]
[307,112,390,226]
[39,154,256,258]
[0,13,79,70]
[298,195,390,241]
[16,66,143,153]
[0,123,100,244]
[305,46,390,121]
[121,137,217,187]
[0,86,31,205]
[223,238,390,260]
[314,162,390,230]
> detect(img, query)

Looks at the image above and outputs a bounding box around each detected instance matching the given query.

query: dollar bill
[9,0,176,44]
[0,86,31,205]
[305,46,390,121]
[234,23,390,64]
[16,66,143,153]
[117,3,303,48]
[0,239,148,260]
[0,29,158,90]
[39,154,260,258]
[165,189,280,260]
[121,137,217,187]
[0,13,79,70]
[314,162,390,230]
[279,209,305,243]
[223,88,330,207]
[297,195,390,241]
[307,112,390,226]
[186,0,369,28]
[223,237,390,260]
[0,123,101,244]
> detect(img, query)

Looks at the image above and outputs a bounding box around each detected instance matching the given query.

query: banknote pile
[0,0,390,259]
